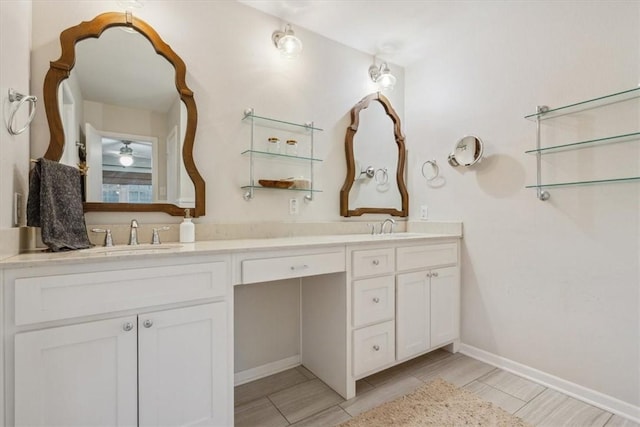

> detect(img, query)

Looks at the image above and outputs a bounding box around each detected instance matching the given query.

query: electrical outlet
[289,198,299,215]
[420,205,428,220]
[14,192,23,227]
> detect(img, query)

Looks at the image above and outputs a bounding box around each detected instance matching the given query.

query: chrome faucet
[380,218,396,234]
[128,219,139,245]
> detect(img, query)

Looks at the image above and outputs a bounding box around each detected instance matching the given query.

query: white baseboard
[459,343,640,424]
[234,355,301,386]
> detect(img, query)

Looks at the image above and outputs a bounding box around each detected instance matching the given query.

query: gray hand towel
[27,158,92,251]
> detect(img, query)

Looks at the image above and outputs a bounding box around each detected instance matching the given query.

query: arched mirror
[340,93,408,217]
[447,135,484,167]
[42,11,204,216]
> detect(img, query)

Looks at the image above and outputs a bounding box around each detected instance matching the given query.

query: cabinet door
[14,316,138,426]
[396,270,430,361]
[430,266,460,348]
[138,302,229,427]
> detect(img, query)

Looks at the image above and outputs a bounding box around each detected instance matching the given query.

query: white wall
[30,0,405,225]
[0,0,31,259]
[405,1,639,407]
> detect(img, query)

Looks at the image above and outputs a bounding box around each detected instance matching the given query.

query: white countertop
[0,232,461,268]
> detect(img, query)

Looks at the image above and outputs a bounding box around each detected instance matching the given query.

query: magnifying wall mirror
[340,93,408,217]
[42,11,205,216]
[447,135,484,167]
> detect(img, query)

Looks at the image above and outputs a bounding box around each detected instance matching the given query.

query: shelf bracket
[535,105,550,201]
[304,121,315,203]
[244,107,255,201]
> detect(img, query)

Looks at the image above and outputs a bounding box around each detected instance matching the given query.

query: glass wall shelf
[525,132,640,154]
[242,108,322,201]
[525,87,640,121]
[241,185,323,193]
[526,176,640,189]
[242,110,324,132]
[241,149,322,162]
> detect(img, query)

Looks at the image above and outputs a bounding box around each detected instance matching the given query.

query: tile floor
[234,350,639,427]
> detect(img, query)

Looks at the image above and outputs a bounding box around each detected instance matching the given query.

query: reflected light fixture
[119,141,134,167]
[272,24,303,59]
[369,60,397,91]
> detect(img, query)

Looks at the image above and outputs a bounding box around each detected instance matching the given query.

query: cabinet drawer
[14,261,228,326]
[353,321,395,377]
[352,248,395,278]
[396,243,457,272]
[352,276,395,328]
[241,250,345,284]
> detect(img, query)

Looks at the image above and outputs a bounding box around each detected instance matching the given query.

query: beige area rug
[339,378,531,427]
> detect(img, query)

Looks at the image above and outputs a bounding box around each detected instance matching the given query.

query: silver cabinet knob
[372,259,380,266]
[432,271,439,277]
[426,272,432,278]
[143,319,154,328]
[372,345,380,351]
[372,297,380,303]
[123,322,134,332]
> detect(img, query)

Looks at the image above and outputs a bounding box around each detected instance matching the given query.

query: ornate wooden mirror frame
[340,92,409,217]
[42,11,205,217]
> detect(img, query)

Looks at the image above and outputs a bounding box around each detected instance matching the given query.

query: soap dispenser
[179,209,195,243]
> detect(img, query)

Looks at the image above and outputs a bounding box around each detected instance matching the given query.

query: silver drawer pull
[123,322,134,332]
[372,297,380,303]
[143,319,153,328]
[372,259,380,266]
[290,264,310,271]
[372,344,380,351]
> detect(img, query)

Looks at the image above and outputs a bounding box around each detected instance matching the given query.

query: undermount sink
[369,233,426,239]
[81,243,183,256]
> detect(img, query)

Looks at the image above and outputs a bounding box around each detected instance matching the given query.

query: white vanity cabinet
[348,239,460,385]
[3,255,232,427]
[396,243,460,361]
[350,247,396,378]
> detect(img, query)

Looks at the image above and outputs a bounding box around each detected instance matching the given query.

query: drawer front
[396,243,457,272]
[14,261,228,326]
[352,248,395,278]
[352,276,395,328]
[241,250,345,284]
[353,321,395,377]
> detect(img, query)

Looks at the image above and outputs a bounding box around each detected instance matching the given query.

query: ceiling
[237,0,484,67]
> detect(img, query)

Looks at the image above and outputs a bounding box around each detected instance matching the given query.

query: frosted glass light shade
[272,24,303,59]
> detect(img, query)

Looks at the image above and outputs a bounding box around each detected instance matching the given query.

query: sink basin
[81,243,183,256]
[368,232,426,239]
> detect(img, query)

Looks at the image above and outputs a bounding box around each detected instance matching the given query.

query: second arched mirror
[42,11,204,217]
[340,93,408,217]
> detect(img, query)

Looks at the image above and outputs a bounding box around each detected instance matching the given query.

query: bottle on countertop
[179,208,195,243]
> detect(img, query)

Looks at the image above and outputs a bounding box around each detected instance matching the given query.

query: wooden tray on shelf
[258,179,295,189]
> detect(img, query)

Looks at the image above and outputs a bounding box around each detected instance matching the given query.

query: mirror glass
[448,135,484,167]
[350,101,401,210]
[43,12,204,216]
[340,93,408,217]
[59,28,194,207]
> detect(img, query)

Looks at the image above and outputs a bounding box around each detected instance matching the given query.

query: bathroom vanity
[0,231,460,426]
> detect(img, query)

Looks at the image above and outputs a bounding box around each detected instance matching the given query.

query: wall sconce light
[369,60,396,91]
[119,141,134,167]
[272,24,303,59]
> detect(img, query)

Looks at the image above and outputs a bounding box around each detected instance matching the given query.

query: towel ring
[422,160,439,182]
[375,167,389,185]
[7,88,37,136]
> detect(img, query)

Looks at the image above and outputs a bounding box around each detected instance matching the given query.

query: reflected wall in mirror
[447,135,484,167]
[42,12,204,216]
[340,93,408,217]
